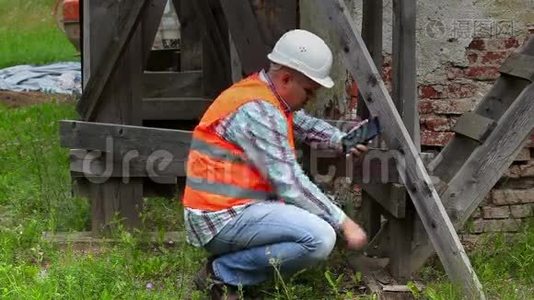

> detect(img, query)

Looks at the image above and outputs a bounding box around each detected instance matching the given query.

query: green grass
[419,223,534,299]
[0,0,78,68]
[1,0,534,298]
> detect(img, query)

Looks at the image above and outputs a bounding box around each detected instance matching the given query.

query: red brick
[492,189,534,206]
[480,51,510,65]
[504,37,520,49]
[514,148,531,162]
[510,204,534,218]
[465,66,500,81]
[447,83,477,99]
[446,66,465,80]
[468,38,486,50]
[519,161,534,177]
[503,165,521,178]
[466,51,479,64]
[420,114,451,131]
[421,131,454,146]
[482,206,511,219]
[418,85,445,99]
[418,100,434,114]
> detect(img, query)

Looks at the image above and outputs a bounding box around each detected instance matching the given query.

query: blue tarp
[0,62,81,95]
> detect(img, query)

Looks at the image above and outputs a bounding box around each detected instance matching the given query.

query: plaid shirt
[184,70,349,247]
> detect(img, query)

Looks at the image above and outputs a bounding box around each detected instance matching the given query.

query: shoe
[194,257,240,300]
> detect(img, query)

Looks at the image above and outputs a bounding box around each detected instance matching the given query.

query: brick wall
[417,34,534,238]
[341,32,534,240]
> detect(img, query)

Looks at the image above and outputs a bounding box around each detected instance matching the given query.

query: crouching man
[182,29,368,299]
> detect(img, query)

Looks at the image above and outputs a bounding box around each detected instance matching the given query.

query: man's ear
[280,71,292,85]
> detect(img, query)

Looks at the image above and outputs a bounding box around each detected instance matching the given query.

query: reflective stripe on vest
[186,176,272,200]
[182,74,294,211]
[190,138,247,163]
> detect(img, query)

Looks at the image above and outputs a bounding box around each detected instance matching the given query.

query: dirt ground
[0,90,76,108]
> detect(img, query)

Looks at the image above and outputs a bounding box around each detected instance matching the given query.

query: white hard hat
[268,29,334,88]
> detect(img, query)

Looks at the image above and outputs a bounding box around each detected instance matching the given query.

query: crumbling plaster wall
[300,0,532,118]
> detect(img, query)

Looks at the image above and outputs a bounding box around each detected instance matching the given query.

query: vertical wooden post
[388,0,419,281]
[82,0,145,233]
[359,0,383,238]
[174,0,202,71]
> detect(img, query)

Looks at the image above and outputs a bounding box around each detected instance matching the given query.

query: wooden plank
[392,0,419,147]
[191,0,232,97]
[389,0,419,282]
[362,0,383,79]
[77,0,149,121]
[314,1,484,298]
[143,71,203,98]
[60,120,192,159]
[430,37,534,183]
[499,52,534,82]
[363,184,406,218]
[69,148,187,179]
[453,112,497,143]
[410,83,534,273]
[219,0,270,74]
[142,97,212,120]
[359,0,384,240]
[174,0,202,71]
[305,148,401,184]
[250,0,298,47]
[142,0,168,67]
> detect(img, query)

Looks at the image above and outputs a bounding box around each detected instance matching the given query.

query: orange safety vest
[183,74,295,211]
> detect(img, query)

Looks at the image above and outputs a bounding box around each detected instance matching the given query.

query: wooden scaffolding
[59,0,534,298]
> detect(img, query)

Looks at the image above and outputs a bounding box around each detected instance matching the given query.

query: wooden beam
[69,150,185,180]
[219,0,270,74]
[143,71,203,98]
[430,37,534,183]
[142,97,212,120]
[304,148,401,184]
[314,1,484,298]
[142,0,168,66]
[363,183,406,218]
[388,0,419,282]
[250,0,298,47]
[174,0,202,71]
[410,83,534,272]
[359,0,384,239]
[191,0,232,97]
[453,112,497,143]
[77,0,149,121]
[499,52,534,82]
[60,120,192,159]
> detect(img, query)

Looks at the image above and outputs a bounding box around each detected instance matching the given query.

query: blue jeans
[204,202,337,286]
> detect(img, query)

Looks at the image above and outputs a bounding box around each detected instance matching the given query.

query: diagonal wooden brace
[314,0,485,298]
[77,0,150,121]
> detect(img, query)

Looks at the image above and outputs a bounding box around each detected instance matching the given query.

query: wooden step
[142,97,212,121]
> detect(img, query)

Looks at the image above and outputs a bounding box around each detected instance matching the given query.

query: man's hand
[340,218,368,250]
[347,144,368,159]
